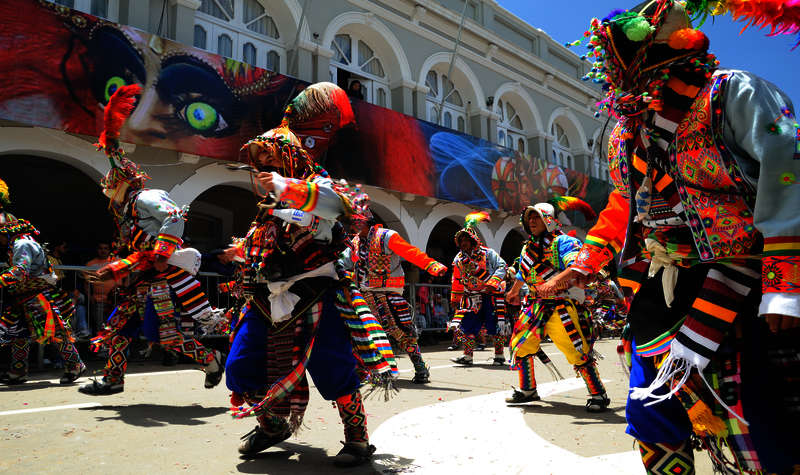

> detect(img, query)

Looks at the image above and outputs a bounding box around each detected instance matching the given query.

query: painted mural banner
[0,0,610,215]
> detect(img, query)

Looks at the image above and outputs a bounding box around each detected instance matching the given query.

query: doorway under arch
[0,155,114,262]
[185,185,257,253]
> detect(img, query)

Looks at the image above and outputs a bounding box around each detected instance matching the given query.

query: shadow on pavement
[236,441,386,474]
[520,400,627,424]
[0,381,58,392]
[392,379,470,393]
[79,403,228,427]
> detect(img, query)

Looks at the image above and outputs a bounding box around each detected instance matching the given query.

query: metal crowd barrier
[0,266,455,367]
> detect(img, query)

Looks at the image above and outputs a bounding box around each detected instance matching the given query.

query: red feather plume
[97,84,141,151]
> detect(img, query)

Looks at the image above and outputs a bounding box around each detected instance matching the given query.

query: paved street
[0,339,713,474]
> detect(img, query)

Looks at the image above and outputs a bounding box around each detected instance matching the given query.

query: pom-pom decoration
[667,28,710,49]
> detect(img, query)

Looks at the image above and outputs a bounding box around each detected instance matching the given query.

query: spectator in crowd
[415,300,427,330]
[416,277,430,325]
[84,242,117,332]
[200,248,236,277]
[44,239,89,339]
[433,294,448,328]
[47,238,68,281]
[347,80,364,100]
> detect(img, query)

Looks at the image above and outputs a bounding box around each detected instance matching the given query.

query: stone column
[413,84,431,120]
[312,46,334,83]
[170,0,201,47]
[390,80,417,116]
[119,0,149,32]
[287,40,316,82]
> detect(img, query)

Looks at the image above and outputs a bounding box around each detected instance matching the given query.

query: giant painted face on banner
[0,0,610,216]
[0,0,303,160]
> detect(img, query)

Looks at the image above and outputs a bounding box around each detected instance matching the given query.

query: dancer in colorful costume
[79,85,224,395]
[449,212,508,366]
[505,199,609,412]
[225,82,396,467]
[340,192,447,384]
[0,180,85,385]
[547,0,800,471]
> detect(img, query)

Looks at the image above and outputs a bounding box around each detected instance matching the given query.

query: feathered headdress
[549,196,597,221]
[349,188,374,222]
[0,178,9,210]
[454,211,490,245]
[567,0,799,119]
[282,82,356,161]
[521,196,596,234]
[0,212,38,237]
[240,125,315,180]
[0,179,37,236]
[96,84,149,192]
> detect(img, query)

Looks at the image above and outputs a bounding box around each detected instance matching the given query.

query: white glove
[496,320,507,336]
[196,308,227,334]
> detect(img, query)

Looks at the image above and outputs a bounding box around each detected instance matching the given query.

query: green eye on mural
[184,101,218,131]
[103,76,127,102]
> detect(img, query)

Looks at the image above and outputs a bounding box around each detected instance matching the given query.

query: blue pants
[625,338,691,444]
[226,288,360,401]
[460,295,498,336]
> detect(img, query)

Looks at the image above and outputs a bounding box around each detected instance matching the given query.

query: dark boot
[162,349,179,366]
[78,378,124,395]
[411,368,430,384]
[585,394,611,413]
[333,442,376,467]
[505,389,540,404]
[204,350,225,389]
[238,422,291,456]
[0,373,26,385]
[59,363,86,385]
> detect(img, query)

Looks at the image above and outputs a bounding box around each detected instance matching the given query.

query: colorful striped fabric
[153,233,182,258]
[762,236,800,293]
[232,301,323,420]
[278,178,320,212]
[164,267,212,321]
[675,263,760,369]
[339,285,398,377]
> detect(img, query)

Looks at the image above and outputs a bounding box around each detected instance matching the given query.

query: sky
[498,0,800,108]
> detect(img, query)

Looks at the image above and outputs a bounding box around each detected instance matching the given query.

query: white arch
[169,162,253,207]
[272,0,312,44]
[321,11,413,84]
[416,202,491,252]
[492,82,544,135]
[418,52,486,113]
[494,215,524,251]
[361,185,415,244]
[0,127,108,181]
[547,107,589,154]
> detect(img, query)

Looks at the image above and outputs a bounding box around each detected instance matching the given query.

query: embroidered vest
[669,74,759,260]
[519,238,559,286]
[353,227,404,289]
[608,74,760,262]
[456,247,491,291]
[243,213,343,283]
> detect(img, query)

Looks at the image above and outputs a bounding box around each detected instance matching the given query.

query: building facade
[0,0,610,271]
